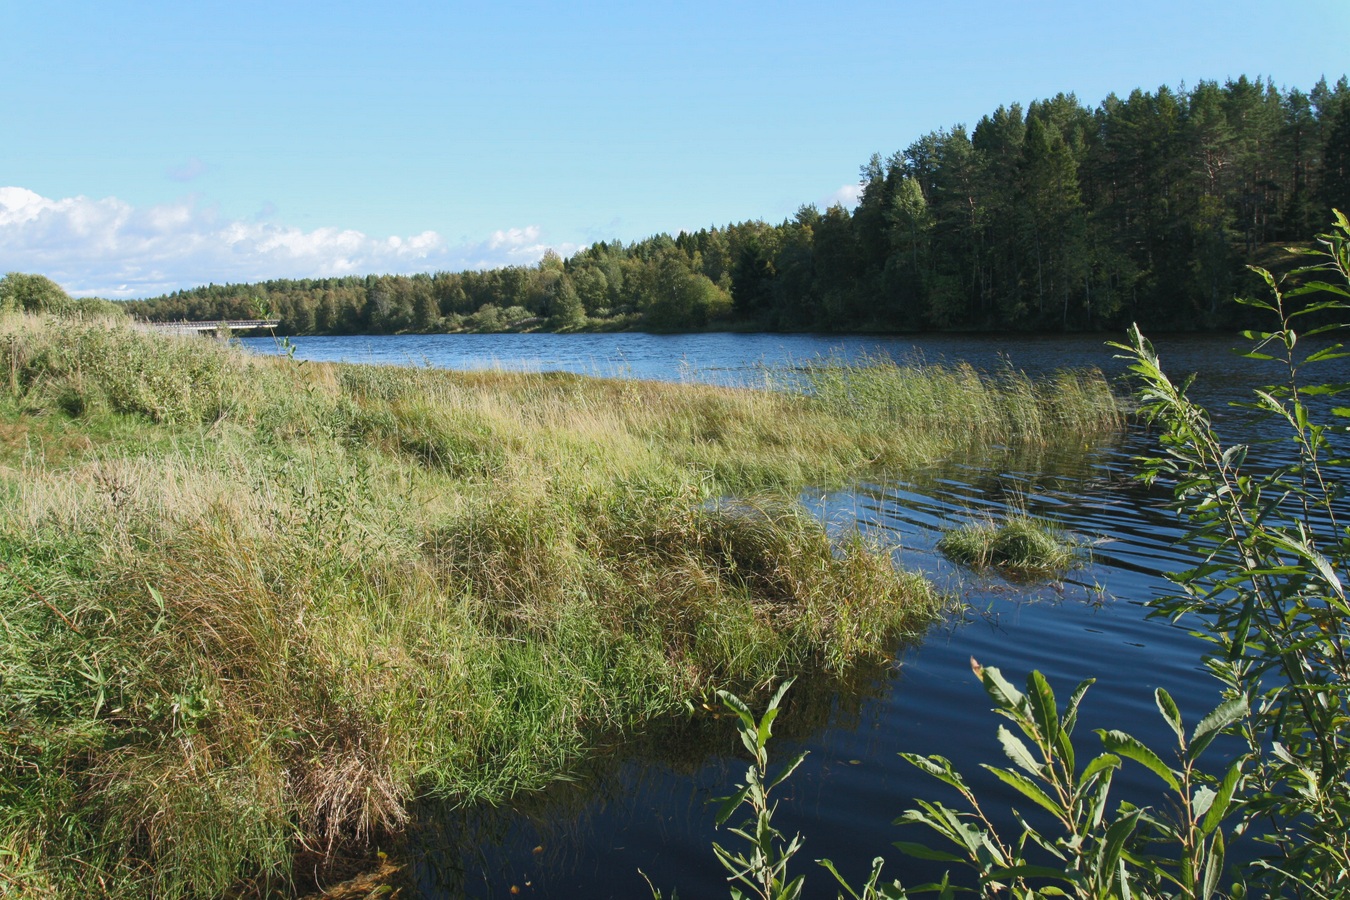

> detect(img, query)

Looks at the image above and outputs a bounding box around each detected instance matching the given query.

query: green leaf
[1026,670,1059,748]
[816,858,893,900]
[904,875,971,898]
[1250,266,1278,291]
[756,704,780,749]
[1190,697,1247,757]
[767,750,809,792]
[972,660,1025,717]
[766,677,795,716]
[1097,730,1179,790]
[891,841,965,863]
[996,726,1043,776]
[1155,688,1185,745]
[1200,760,1243,836]
[1297,381,1350,394]
[1200,830,1225,900]
[717,690,755,730]
[1053,726,1076,780]
[1098,809,1141,883]
[1286,280,1350,299]
[900,753,971,794]
[1236,295,1277,312]
[985,864,1072,882]
[1061,678,1095,733]
[1080,752,1121,785]
[714,784,751,826]
[982,765,1062,818]
[1191,785,1217,818]
[1304,347,1350,364]
[1218,444,1248,470]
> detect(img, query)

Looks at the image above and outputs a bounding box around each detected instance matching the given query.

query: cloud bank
[0,187,573,298]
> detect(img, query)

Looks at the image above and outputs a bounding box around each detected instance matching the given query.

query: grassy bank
[0,313,1125,898]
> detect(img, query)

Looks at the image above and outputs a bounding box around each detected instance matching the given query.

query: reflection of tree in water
[407,659,898,898]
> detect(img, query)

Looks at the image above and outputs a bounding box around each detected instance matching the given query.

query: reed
[0,313,1124,897]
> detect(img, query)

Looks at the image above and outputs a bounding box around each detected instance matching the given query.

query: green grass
[937,514,1085,578]
[0,312,1124,898]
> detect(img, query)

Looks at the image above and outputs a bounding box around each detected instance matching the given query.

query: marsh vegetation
[0,313,1124,897]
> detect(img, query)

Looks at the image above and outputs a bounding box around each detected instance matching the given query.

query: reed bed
[797,352,1126,450]
[0,313,1124,898]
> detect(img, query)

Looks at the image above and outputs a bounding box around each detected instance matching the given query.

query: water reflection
[407,662,901,898]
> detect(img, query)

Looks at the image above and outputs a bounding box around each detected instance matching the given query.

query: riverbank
[0,312,1125,898]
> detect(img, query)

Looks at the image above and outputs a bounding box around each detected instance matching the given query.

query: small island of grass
[937,514,1086,579]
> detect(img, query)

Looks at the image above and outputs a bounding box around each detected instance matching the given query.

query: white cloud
[822,183,864,210]
[0,187,577,298]
[487,225,541,249]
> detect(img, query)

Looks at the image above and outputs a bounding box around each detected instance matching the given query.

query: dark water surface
[243,331,1341,898]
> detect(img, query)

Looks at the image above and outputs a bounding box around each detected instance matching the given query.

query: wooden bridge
[141,319,280,336]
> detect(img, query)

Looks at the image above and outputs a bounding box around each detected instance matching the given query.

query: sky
[3,1,1348,299]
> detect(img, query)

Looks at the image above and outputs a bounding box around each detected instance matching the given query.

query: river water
[243,330,1341,898]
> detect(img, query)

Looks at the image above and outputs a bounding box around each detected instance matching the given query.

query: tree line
[125,75,1350,335]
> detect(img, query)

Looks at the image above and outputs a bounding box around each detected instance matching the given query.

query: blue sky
[3,0,1348,297]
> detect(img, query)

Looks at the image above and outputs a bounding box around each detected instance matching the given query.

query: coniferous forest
[125,76,1350,335]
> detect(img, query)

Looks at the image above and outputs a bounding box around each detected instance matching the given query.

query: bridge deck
[142,319,280,335]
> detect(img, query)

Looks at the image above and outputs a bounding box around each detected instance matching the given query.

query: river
[242,330,1338,898]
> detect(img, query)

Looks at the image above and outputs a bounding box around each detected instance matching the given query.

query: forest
[124,75,1350,335]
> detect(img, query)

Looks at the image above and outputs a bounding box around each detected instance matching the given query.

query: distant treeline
[126,75,1350,335]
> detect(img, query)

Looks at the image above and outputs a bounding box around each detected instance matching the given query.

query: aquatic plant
[710,679,809,900]
[936,514,1084,578]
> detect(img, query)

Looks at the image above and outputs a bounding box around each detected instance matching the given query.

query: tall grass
[799,353,1125,451]
[0,313,1124,897]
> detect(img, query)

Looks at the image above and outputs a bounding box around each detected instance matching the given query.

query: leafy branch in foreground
[881,661,1244,899]
[710,680,810,900]
[1111,209,1350,897]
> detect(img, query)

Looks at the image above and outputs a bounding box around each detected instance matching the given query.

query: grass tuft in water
[937,514,1085,578]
